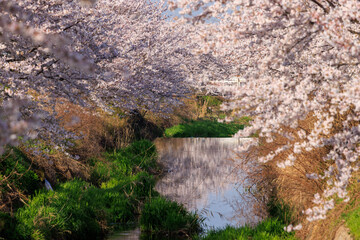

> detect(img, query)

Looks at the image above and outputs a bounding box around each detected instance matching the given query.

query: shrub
[140,196,202,237]
[0,211,19,240]
[198,96,223,107]
[103,140,158,176]
[15,180,107,240]
[0,148,41,213]
[164,120,244,138]
[15,171,157,240]
[267,199,294,225]
[0,148,40,195]
[343,206,360,239]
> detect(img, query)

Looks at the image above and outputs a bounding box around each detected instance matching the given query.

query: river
[109,137,263,239]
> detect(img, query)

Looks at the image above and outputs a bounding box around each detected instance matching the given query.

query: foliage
[173,0,360,226]
[0,148,41,213]
[100,172,156,206]
[14,176,151,240]
[91,140,158,184]
[15,180,105,240]
[114,140,157,168]
[200,219,296,240]
[198,96,223,107]
[0,0,230,153]
[343,205,360,239]
[0,212,18,240]
[267,199,294,225]
[0,148,40,195]
[164,120,244,137]
[5,140,158,240]
[140,196,203,237]
[233,116,252,126]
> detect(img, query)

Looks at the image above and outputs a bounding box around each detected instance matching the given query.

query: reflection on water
[109,137,263,239]
[107,228,141,240]
[154,138,262,229]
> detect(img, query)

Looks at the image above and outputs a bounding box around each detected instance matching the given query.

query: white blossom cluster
[0,0,192,111]
[0,98,39,154]
[0,0,230,151]
[172,0,360,228]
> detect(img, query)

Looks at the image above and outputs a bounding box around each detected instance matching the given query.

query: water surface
[109,137,262,239]
[154,137,261,229]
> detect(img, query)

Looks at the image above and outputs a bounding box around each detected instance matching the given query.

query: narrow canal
[109,137,263,239]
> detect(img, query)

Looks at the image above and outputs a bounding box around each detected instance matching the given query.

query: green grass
[267,199,294,225]
[343,205,360,239]
[1,140,202,240]
[198,96,223,107]
[14,173,157,239]
[90,140,159,185]
[198,198,297,240]
[140,196,203,237]
[0,211,18,240]
[218,113,226,119]
[200,218,296,240]
[16,180,111,240]
[233,116,253,126]
[0,148,41,196]
[164,120,244,138]
[1,141,158,240]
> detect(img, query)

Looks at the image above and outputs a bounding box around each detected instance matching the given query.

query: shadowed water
[109,137,262,239]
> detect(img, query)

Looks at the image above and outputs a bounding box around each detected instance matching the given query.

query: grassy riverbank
[0,141,202,239]
[200,219,296,240]
[0,95,228,240]
[194,198,298,240]
[141,196,203,237]
[6,95,356,240]
[161,110,301,240]
[164,120,244,138]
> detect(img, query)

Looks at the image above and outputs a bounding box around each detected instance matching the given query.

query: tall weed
[140,196,203,238]
[201,218,296,240]
[10,140,159,240]
[0,148,41,212]
[164,120,244,138]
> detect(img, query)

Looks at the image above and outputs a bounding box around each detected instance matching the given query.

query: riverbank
[164,120,245,138]
[0,138,298,240]
[0,97,296,240]
[164,114,360,239]
[154,136,297,240]
[1,95,359,239]
[0,141,202,239]
[0,95,227,239]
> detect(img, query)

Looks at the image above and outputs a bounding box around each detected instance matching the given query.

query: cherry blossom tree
[1,0,188,107]
[171,0,360,227]
[0,0,228,150]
